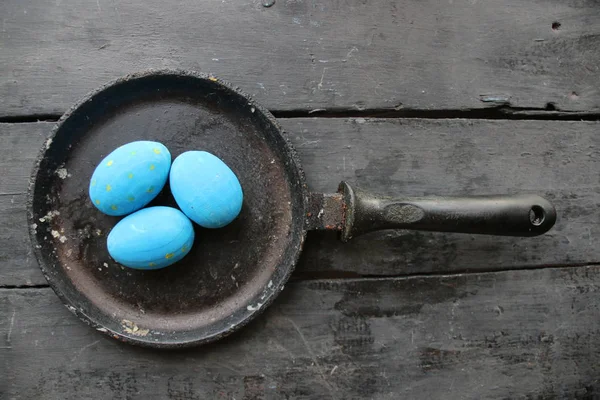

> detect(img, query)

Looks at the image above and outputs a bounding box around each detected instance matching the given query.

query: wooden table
[2,0,600,398]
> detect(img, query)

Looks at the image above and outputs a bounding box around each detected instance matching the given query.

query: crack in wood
[2,106,600,124]
[3,262,600,290]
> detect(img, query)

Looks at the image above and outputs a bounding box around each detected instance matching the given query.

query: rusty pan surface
[28,70,307,347]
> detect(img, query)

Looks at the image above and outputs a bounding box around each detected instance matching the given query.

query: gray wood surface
[1,0,600,117]
[1,119,599,286]
[2,265,599,399]
[0,123,46,286]
[3,0,600,396]
[291,117,600,277]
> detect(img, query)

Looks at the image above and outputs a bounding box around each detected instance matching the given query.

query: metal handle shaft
[339,182,556,241]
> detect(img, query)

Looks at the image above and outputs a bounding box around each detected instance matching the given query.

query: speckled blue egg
[89,141,171,216]
[170,151,243,229]
[107,206,194,270]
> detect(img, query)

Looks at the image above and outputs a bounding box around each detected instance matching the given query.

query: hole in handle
[529,206,545,226]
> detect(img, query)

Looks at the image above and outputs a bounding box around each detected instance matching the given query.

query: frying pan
[28,70,557,348]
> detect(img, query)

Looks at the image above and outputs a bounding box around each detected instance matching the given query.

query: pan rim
[26,69,309,348]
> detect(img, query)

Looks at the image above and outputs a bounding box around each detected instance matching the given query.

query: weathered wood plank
[290,118,600,276]
[2,266,599,399]
[1,0,599,117]
[0,123,46,286]
[1,119,600,285]
[0,122,45,195]
[0,194,40,286]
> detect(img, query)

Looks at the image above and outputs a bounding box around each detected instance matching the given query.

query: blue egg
[107,206,194,270]
[89,141,171,216]
[170,151,243,228]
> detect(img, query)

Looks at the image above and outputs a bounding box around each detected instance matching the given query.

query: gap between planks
[3,262,599,290]
[1,106,600,124]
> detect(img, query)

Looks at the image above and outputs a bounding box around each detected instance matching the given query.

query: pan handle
[339,182,556,242]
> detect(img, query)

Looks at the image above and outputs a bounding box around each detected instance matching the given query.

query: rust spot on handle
[305,193,344,231]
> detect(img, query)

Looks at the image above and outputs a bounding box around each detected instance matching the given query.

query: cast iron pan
[28,70,557,348]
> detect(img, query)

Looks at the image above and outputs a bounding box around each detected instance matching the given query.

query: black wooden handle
[339,182,556,241]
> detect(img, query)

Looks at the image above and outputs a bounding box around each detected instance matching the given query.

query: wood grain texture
[290,118,600,276]
[0,123,46,286]
[1,119,600,286]
[2,266,600,399]
[1,0,599,117]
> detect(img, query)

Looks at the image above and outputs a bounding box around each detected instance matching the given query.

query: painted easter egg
[107,206,194,270]
[170,151,243,228]
[89,141,171,216]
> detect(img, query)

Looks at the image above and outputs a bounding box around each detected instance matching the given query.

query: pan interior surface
[29,71,306,347]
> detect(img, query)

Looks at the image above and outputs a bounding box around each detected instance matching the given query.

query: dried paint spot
[149,164,155,171]
[247,303,263,311]
[91,179,97,186]
[165,253,175,259]
[149,262,156,267]
[39,210,60,223]
[181,245,188,252]
[147,186,155,193]
[106,184,112,192]
[128,172,134,179]
[153,148,161,154]
[107,160,114,167]
[56,168,68,179]
[95,199,101,205]
[127,195,135,202]
[130,151,137,156]
[121,319,149,336]
[111,204,118,211]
